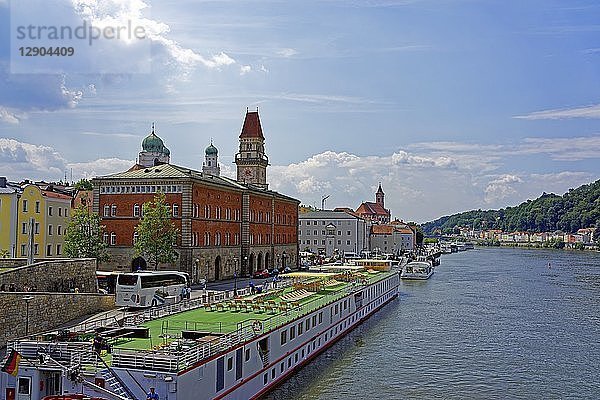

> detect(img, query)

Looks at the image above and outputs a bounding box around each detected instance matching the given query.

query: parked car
[252,269,270,279]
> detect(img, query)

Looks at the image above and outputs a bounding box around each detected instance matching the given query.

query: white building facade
[298,210,369,257]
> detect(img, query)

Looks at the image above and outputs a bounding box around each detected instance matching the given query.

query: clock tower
[235,108,269,189]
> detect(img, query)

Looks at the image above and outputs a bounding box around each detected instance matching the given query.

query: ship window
[295,353,298,363]
[290,326,296,340]
[312,315,317,326]
[280,363,284,373]
[263,373,268,385]
[245,348,250,362]
[227,357,233,371]
[271,368,275,379]
[325,333,328,341]
[305,319,310,331]
[302,349,305,358]
[280,330,287,345]
[298,322,303,335]
[288,358,291,368]
[319,312,323,324]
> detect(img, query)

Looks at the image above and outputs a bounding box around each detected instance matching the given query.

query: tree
[134,193,179,270]
[74,179,93,191]
[0,249,9,258]
[64,205,108,260]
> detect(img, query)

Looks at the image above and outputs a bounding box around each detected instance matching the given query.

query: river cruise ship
[1,266,399,400]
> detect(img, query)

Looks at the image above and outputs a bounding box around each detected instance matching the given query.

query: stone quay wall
[0,292,115,348]
[0,258,98,293]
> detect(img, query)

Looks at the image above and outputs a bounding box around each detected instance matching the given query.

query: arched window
[110,232,116,246]
[204,232,211,246]
[215,232,221,246]
[111,205,117,217]
[103,205,110,217]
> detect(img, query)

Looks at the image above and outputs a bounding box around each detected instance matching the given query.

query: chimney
[0,177,6,188]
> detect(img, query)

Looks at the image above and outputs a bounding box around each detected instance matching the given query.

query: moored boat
[1,267,400,400]
[400,260,434,280]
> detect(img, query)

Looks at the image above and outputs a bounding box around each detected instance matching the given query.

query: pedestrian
[272,276,278,289]
[249,280,255,294]
[146,387,159,400]
[186,286,191,299]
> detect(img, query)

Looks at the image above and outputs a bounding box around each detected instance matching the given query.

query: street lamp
[23,295,34,336]
[233,257,238,296]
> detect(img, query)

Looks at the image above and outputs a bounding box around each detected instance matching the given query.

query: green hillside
[422,179,600,235]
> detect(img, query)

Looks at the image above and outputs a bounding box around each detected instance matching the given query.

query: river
[264,247,600,399]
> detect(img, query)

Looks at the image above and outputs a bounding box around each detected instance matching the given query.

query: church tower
[138,123,170,167]
[202,141,220,176]
[235,108,269,189]
[376,183,385,207]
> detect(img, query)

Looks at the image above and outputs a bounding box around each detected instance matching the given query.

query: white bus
[115,271,189,308]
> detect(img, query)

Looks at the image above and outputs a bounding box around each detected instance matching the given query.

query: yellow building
[42,191,72,257]
[0,178,21,257]
[16,184,46,258]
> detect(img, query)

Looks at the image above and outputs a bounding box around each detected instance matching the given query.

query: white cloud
[514,104,600,120]
[484,174,523,204]
[277,48,298,58]
[240,65,252,75]
[267,146,599,222]
[0,108,20,124]
[67,158,135,180]
[0,138,131,181]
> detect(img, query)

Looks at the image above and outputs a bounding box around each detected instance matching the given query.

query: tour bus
[115,271,190,308]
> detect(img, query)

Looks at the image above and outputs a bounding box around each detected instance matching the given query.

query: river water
[265,247,600,399]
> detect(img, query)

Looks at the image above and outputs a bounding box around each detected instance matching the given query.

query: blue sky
[1,0,600,222]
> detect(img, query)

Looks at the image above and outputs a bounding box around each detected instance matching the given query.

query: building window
[35,201,40,213]
[103,205,110,217]
[34,244,39,255]
[57,226,62,235]
[48,225,53,235]
[215,232,221,246]
[111,205,117,217]
[58,208,62,217]
[56,244,61,255]
[204,232,211,246]
[22,200,28,212]
[20,244,27,256]
[48,206,53,216]
[34,223,39,234]
[110,232,116,246]
[46,244,52,256]
[22,222,27,234]
[133,232,139,244]
[133,204,140,217]
[280,330,287,345]
[173,204,179,217]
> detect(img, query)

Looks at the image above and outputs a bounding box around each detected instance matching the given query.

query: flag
[1,350,22,377]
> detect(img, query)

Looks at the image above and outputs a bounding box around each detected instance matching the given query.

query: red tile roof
[42,190,72,200]
[356,201,389,216]
[240,111,264,139]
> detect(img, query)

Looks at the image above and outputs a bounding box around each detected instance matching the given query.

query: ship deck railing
[108,272,392,372]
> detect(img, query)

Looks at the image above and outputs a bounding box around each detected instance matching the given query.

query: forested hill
[422,179,600,235]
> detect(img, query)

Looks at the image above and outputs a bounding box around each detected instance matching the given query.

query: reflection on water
[265,247,600,399]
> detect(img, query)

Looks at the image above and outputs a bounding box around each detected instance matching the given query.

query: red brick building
[92,110,299,282]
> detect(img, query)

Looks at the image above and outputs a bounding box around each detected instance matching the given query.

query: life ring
[252,320,263,334]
